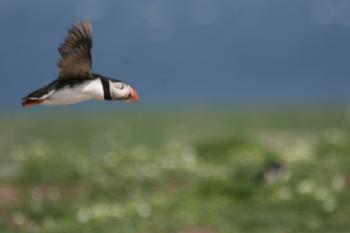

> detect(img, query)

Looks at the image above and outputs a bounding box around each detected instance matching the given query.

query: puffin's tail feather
[22,98,44,108]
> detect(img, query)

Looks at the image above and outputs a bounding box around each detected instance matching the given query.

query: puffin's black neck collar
[100,77,113,101]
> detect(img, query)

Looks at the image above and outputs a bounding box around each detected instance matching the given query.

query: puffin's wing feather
[58,21,92,79]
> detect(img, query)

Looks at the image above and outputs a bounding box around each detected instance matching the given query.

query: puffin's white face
[110,81,139,102]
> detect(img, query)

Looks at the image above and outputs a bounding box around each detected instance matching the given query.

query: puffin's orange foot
[22,98,44,108]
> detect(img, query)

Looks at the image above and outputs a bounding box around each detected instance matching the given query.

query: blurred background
[1,0,350,232]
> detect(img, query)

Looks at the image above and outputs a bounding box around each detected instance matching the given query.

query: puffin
[22,21,139,107]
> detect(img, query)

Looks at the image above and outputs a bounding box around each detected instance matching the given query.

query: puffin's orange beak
[129,87,139,102]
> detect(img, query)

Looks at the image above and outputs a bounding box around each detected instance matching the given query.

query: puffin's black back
[23,79,59,99]
[23,73,121,100]
[23,76,97,99]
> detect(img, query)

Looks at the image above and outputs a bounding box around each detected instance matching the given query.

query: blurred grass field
[0,109,350,233]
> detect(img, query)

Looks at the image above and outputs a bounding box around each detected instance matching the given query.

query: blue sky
[1,0,350,108]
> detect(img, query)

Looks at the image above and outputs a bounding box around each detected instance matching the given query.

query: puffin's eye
[114,82,124,89]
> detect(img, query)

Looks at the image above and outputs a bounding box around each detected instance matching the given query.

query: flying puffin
[22,21,139,107]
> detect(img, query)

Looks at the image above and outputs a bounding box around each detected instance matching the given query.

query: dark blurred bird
[257,161,288,184]
[22,21,139,107]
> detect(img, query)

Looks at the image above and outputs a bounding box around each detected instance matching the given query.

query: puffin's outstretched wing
[58,21,92,78]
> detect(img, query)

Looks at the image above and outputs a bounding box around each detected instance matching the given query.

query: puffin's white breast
[42,79,104,105]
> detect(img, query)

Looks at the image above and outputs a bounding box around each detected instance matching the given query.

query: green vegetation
[0,110,349,233]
